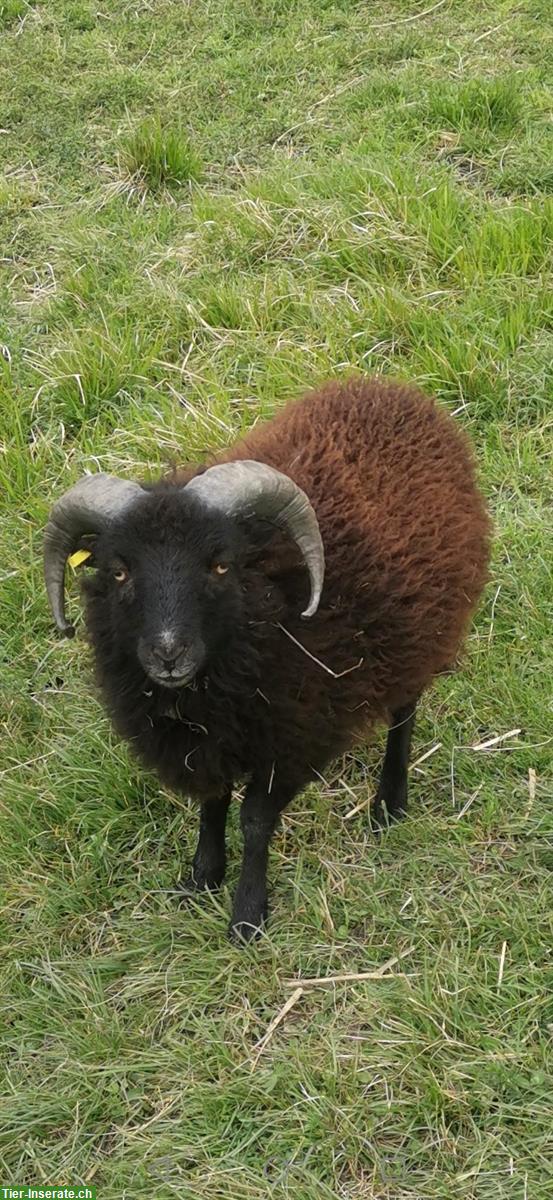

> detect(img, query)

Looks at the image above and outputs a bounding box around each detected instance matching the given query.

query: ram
[44,376,490,940]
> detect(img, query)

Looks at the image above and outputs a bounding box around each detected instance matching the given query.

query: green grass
[1,1,552,1196]
[118,117,203,192]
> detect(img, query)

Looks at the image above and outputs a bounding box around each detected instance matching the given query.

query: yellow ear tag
[68,549,92,569]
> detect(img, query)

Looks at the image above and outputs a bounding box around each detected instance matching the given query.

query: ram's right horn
[185,460,325,617]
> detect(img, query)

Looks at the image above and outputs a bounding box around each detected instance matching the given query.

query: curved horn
[185,461,324,617]
[44,473,143,637]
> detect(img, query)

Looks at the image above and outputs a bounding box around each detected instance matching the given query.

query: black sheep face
[82,491,246,689]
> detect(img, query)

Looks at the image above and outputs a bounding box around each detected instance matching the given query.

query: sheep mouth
[137,641,203,690]
[148,667,198,690]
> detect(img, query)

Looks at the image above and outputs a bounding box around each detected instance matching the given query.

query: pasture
[0,1,552,1196]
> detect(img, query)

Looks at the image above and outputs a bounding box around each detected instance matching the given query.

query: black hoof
[229,918,266,944]
[229,897,268,943]
[371,795,407,832]
[176,872,223,905]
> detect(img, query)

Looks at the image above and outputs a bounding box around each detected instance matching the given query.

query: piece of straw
[251,986,304,1067]
[284,945,415,989]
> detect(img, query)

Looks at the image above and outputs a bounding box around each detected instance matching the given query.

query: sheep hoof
[229,898,268,943]
[371,795,407,833]
[229,918,266,944]
[176,872,223,904]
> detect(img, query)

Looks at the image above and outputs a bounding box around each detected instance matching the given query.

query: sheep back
[194,374,491,725]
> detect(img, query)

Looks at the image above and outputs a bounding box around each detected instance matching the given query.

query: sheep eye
[213,563,229,576]
[114,567,129,584]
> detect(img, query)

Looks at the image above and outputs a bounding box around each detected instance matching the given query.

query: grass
[0,0,552,1196]
[118,118,203,192]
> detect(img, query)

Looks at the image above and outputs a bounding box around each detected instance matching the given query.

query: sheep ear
[67,534,98,569]
[183,461,324,617]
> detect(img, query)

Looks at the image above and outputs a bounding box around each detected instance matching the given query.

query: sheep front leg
[179,791,231,896]
[230,778,293,943]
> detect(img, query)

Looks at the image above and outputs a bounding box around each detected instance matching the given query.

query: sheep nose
[152,633,186,669]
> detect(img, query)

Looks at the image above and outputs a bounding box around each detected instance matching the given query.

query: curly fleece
[87,376,491,801]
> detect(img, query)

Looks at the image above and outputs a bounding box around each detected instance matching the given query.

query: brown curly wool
[185,375,490,747]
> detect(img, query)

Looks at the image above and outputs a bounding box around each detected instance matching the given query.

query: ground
[0,1,552,1197]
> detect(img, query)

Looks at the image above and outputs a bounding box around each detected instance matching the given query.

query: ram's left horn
[44,473,143,636]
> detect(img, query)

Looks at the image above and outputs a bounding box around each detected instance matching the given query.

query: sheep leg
[373,700,418,826]
[230,780,292,943]
[178,791,232,896]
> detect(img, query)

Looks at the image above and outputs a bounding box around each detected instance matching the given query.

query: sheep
[44,376,491,941]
